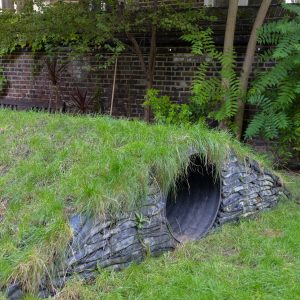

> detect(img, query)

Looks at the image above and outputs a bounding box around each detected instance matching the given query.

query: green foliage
[135,212,149,230]
[182,29,241,130]
[144,89,192,125]
[0,1,124,111]
[0,110,259,292]
[107,0,211,35]
[0,1,124,62]
[0,0,211,58]
[0,68,7,93]
[245,4,300,160]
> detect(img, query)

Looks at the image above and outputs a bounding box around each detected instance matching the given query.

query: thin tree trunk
[1,0,14,9]
[144,24,157,122]
[235,0,272,140]
[126,33,148,79]
[126,34,150,121]
[110,58,118,116]
[223,0,239,56]
[220,0,238,129]
[127,23,157,123]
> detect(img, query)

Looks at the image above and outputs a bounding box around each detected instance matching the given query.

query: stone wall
[217,154,288,224]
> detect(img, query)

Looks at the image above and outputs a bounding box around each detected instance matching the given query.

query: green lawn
[58,179,300,300]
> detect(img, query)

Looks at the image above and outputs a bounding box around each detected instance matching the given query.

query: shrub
[245,4,300,162]
[144,89,192,125]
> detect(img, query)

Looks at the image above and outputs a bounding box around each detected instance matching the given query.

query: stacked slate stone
[54,188,177,289]
[217,154,289,225]
[7,152,289,300]
[8,179,178,300]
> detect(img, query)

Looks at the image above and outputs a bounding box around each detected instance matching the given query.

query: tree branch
[126,32,148,79]
[235,0,272,140]
[149,24,157,84]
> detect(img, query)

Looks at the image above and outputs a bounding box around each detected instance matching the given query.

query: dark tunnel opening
[166,156,221,242]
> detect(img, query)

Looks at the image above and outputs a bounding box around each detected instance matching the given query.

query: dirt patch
[263,229,284,238]
[0,198,8,223]
[0,164,9,176]
[221,247,239,257]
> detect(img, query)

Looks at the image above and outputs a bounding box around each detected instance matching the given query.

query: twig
[110,58,118,116]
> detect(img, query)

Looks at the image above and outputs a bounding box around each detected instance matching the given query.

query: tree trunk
[127,27,157,122]
[220,0,239,129]
[144,24,157,122]
[15,0,33,12]
[223,0,239,56]
[1,0,14,9]
[144,80,153,121]
[235,0,272,140]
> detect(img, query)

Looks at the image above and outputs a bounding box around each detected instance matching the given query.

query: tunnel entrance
[166,156,221,242]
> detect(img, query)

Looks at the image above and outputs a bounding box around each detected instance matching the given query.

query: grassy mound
[0,110,263,292]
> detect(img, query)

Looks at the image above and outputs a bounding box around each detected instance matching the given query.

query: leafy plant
[182,29,241,131]
[105,0,212,121]
[144,29,242,129]
[0,1,123,111]
[92,87,104,114]
[245,4,300,162]
[0,68,7,94]
[0,1,117,56]
[70,88,95,114]
[144,89,192,125]
[135,212,149,230]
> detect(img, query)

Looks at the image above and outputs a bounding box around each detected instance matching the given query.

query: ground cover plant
[0,109,263,295]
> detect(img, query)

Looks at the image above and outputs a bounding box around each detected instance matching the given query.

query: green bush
[0,68,7,94]
[144,89,192,125]
[182,29,241,131]
[245,4,300,162]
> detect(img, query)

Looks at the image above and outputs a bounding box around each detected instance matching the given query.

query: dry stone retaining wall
[217,154,286,225]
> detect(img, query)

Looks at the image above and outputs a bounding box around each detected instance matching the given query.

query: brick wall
[0,3,283,118]
[1,3,297,166]
[0,44,272,119]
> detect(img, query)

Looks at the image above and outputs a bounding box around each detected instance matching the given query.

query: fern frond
[253,57,295,93]
[245,112,266,138]
[275,82,297,109]
[182,28,215,56]
[273,34,300,59]
[294,80,300,94]
[282,3,300,17]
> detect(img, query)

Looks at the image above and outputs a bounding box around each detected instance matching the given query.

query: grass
[0,110,288,295]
